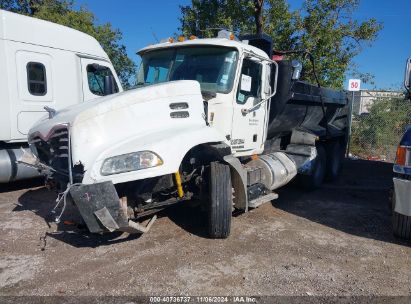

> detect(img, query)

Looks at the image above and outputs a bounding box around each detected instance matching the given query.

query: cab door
[13,50,54,138]
[80,57,121,102]
[230,57,269,156]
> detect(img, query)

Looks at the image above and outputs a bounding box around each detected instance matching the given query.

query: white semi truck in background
[0,9,122,183]
[26,31,349,238]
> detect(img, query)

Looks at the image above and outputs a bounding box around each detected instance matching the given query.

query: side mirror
[405,58,411,91]
[264,65,272,95]
[104,75,116,96]
[291,60,302,80]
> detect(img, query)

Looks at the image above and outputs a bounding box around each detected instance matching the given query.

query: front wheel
[207,162,232,239]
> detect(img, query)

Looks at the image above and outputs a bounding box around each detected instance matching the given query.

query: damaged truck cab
[27,31,349,238]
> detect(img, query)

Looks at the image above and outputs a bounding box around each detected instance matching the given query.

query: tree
[179,0,255,38]
[179,0,382,88]
[295,0,382,87]
[254,0,263,35]
[0,0,136,88]
[0,0,41,14]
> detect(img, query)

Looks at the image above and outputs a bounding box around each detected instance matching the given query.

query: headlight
[101,151,163,176]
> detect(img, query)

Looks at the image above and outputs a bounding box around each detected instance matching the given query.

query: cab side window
[86,64,119,96]
[27,62,47,96]
[236,59,262,104]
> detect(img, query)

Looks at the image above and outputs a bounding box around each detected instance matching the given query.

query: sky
[75,0,411,90]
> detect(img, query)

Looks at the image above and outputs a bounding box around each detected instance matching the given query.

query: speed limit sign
[348,79,361,91]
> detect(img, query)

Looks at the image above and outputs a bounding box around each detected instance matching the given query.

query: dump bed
[268,60,348,140]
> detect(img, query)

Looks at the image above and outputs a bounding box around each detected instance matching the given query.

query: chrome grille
[31,126,70,176]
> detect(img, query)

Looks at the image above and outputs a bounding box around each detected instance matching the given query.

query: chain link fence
[349,90,411,162]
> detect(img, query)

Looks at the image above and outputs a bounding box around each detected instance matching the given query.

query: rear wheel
[207,162,232,239]
[325,139,345,181]
[299,145,326,190]
[393,212,411,240]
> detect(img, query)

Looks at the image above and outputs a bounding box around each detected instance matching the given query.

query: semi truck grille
[31,127,70,177]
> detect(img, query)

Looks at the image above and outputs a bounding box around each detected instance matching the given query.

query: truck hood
[28,80,221,183]
[29,80,203,137]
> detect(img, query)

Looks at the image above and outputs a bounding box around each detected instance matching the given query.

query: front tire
[208,162,232,239]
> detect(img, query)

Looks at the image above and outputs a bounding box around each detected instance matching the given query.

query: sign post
[346,79,361,157]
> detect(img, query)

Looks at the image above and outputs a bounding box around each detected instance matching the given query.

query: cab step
[248,192,278,209]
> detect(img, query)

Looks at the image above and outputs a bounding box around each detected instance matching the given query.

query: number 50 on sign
[348,79,361,91]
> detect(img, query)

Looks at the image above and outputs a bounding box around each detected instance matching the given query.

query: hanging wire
[51,183,81,223]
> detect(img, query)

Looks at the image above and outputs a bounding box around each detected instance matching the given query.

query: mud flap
[223,155,248,211]
[69,181,156,234]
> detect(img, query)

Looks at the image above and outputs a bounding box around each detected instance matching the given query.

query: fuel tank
[267,60,349,140]
[0,147,41,183]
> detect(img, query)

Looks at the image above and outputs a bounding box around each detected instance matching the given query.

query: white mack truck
[25,31,349,238]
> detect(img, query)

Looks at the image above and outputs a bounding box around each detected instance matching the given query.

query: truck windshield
[137,46,238,94]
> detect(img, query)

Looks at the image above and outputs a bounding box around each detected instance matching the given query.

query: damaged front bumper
[17,149,156,234]
[69,181,156,234]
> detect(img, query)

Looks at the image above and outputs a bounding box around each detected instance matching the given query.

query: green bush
[350,97,411,161]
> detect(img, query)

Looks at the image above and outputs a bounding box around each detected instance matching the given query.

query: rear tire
[325,139,344,181]
[393,212,411,240]
[208,162,232,239]
[299,145,326,190]
[392,193,411,240]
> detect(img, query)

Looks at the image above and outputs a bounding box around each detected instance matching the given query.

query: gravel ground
[0,159,410,297]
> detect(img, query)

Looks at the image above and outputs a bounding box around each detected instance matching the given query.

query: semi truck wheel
[207,161,232,239]
[299,145,326,190]
[392,194,411,240]
[325,140,344,181]
[393,212,411,240]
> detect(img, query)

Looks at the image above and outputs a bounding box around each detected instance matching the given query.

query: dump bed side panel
[267,60,348,140]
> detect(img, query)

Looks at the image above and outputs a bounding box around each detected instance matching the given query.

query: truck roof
[137,37,270,59]
[0,9,109,60]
